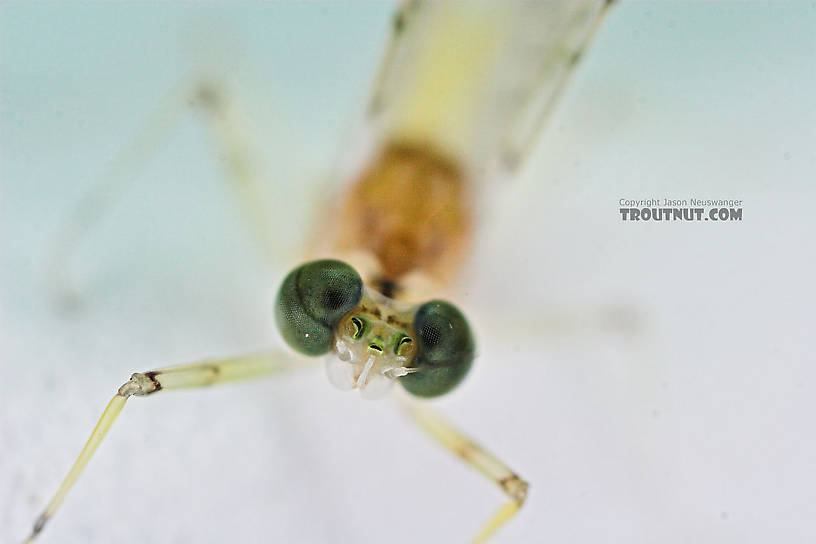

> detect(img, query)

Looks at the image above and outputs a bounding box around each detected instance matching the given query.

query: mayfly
[26,1,616,542]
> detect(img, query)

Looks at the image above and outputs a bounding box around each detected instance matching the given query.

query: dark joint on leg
[499,475,529,505]
[31,513,48,536]
[393,11,405,33]
[142,371,163,393]
[118,372,161,397]
[194,82,224,111]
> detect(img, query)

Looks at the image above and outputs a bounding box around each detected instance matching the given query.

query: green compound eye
[275,260,363,356]
[399,300,474,398]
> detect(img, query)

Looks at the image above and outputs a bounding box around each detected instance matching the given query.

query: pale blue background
[2,3,816,543]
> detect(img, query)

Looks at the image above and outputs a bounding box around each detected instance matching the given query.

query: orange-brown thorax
[335,142,470,289]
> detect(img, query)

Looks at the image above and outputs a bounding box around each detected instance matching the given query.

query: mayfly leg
[47,81,188,306]
[401,400,529,543]
[24,350,309,543]
[188,80,282,262]
[49,78,279,307]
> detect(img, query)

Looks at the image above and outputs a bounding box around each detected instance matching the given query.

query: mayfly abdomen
[323,1,613,297]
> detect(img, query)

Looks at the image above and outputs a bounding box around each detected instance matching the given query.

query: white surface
[2,3,816,543]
